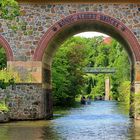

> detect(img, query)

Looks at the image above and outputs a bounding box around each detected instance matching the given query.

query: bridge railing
[84,67,116,74]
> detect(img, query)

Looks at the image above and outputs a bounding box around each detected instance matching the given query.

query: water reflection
[0,101,140,140]
[0,121,61,140]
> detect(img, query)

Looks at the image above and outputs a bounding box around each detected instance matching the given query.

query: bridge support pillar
[42,64,53,119]
[131,62,140,119]
[43,88,53,119]
[132,82,140,119]
[2,61,53,120]
[105,77,110,100]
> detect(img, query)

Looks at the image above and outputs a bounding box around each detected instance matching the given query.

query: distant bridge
[84,67,116,74]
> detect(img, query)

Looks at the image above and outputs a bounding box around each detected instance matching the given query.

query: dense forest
[52,36,130,106]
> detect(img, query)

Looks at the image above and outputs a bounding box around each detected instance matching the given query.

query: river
[0,101,140,140]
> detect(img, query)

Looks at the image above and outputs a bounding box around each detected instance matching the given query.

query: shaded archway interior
[0,35,13,61]
[42,20,135,67]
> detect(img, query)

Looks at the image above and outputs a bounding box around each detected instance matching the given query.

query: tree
[0,45,6,69]
[52,37,90,106]
[52,36,130,106]
[52,46,71,106]
[86,76,94,94]
[0,0,19,19]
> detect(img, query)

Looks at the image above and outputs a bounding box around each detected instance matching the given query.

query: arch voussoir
[0,35,13,61]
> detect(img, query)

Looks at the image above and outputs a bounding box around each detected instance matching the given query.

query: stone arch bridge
[0,0,140,120]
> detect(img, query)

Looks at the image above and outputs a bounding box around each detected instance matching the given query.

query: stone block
[7,61,42,83]
[0,111,9,122]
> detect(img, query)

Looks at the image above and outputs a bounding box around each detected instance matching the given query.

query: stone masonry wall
[0,84,45,120]
[0,3,140,120]
[0,3,140,61]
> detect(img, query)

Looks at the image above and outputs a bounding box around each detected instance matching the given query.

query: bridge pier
[132,62,140,119]
[43,89,53,119]
[105,77,110,100]
[0,61,53,120]
[42,66,53,119]
[131,81,140,119]
[0,83,46,120]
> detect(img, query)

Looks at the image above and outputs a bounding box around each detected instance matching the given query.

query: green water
[0,101,140,140]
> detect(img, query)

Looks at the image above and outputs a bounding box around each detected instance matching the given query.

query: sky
[74,31,109,38]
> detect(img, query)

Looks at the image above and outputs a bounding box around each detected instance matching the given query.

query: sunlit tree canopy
[0,0,19,19]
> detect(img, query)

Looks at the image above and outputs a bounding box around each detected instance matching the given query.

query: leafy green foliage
[0,46,6,69]
[118,81,130,103]
[0,0,19,19]
[91,74,105,98]
[86,76,94,94]
[110,41,130,101]
[0,101,8,112]
[0,69,20,89]
[52,36,130,106]
[52,37,90,106]
[133,93,140,117]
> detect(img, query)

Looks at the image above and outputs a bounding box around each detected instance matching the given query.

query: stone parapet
[17,0,140,3]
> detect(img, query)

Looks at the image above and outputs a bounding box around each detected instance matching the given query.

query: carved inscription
[57,14,97,27]
[77,13,97,20]
[53,13,126,32]
[58,15,75,27]
[99,15,119,28]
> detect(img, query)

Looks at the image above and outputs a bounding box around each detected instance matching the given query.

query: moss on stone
[0,101,9,112]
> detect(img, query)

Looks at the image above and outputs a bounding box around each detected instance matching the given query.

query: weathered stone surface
[0,111,9,122]
[0,84,46,120]
[7,61,42,83]
[16,0,140,3]
[0,3,140,61]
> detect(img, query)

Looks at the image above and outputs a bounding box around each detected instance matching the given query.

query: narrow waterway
[0,101,140,140]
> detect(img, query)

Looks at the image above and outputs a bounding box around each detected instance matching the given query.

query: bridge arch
[33,12,140,118]
[0,35,13,61]
[34,12,140,64]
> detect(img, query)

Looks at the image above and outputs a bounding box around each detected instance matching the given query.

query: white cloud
[74,31,109,38]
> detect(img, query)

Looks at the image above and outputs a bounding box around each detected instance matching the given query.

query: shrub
[134,93,140,117]
[0,101,9,112]
[118,81,130,104]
